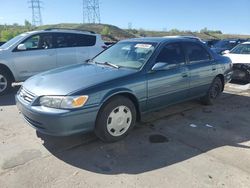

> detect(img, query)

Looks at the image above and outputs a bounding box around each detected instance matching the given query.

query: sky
[0,0,250,34]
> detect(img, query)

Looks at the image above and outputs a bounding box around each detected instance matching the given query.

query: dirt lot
[0,83,250,188]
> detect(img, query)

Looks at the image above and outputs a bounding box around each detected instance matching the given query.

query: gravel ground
[0,83,250,188]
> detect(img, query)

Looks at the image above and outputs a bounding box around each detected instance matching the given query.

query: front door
[147,42,189,111]
[12,33,56,81]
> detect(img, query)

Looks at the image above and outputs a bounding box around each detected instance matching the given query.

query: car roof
[23,29,97,36]
[121,36,202,44]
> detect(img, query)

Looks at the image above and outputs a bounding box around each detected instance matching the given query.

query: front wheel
[0,70,13,96]
[95,96,136,142]
[201,77,223,105]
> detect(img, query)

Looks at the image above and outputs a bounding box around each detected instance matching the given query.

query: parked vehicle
[211,39,246,54]
[0,28,106,95]
[165,35,205,43]
[205,39,220,48]
[16,37,232,142]
[223,42,250,82]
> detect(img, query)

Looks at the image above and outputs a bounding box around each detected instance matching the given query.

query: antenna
[28,0,43,26]
[83,0,101,24]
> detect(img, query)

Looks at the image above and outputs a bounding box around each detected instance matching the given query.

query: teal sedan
[16,37,233,142]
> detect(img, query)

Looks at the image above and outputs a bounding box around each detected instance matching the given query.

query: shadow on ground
[37,92,250,175]
[0,87,20,106]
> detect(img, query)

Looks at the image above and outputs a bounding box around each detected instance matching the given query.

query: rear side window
[76,34,96,47]
[156,43,185,65]
[185,42,211,63]
[55,33,96,48]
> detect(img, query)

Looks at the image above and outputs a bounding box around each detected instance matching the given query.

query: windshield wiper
[95,61,119,69]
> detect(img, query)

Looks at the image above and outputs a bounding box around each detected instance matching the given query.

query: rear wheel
[0,70,13,96]
[201,77,223,105]
[95,96,136,142]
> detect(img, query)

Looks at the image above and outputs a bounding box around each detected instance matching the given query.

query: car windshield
[213,40,237,48]
[0,34,27,49]
[230,44,250,54]
[93,42,157,69]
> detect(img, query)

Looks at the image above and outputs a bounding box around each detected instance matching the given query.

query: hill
[0,23,250,42]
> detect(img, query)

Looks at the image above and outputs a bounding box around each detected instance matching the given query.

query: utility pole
[83,0,101,24]
[28,0,43,26]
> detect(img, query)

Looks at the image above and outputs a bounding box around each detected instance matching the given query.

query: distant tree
[138,28,146,37]
[200,27,208,33]
[101,26,111,35]
[13,23,19,27]
[128,22,132,30]
[200,27,222,34]
[0,30,14,41]
[24,20,32,30]
[169,28,180,34]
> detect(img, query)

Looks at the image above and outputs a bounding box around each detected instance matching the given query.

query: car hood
[23,63,137,96]
[224,53,250,64]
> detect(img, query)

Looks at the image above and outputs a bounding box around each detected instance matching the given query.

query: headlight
[39,96,88,109]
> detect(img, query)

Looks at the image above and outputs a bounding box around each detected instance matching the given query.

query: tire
[95,96,137,142]
[201,77,223,105]
[232,66,250,83]
[0,69,13,96]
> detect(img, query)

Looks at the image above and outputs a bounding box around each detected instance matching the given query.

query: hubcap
[210,83,220,99]
[107,105,132,137]
[0,74,8,93]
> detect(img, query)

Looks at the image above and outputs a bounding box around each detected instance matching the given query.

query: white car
[223,42,250,82]
[0,29,106,95]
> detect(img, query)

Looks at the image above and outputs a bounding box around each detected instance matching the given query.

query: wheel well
[216,74,225,91]
[0,64,15,82]
[102,93,141,122]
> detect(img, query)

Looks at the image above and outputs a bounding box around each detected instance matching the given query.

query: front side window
[231,44,250,54]
[185,43,211,62]
[93,42,157,69]
[156,43,185,65]
[21,34,53,50]
[1,34,26,50]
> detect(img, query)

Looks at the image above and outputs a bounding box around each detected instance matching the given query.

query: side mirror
[17,44,27,51]
[222,50,230,55]
[151,62,177,71]
[151,62,168,71]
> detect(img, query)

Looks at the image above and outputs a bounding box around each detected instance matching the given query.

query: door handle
[212,67,216,71]
[182,73,188,78]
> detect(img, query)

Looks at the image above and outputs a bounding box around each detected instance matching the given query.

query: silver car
[0,28,106,95]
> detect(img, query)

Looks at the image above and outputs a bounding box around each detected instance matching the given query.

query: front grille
[19,87,36,104]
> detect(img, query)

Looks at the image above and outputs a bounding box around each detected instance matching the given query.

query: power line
[83,0,101,24]
[28,0,43,26]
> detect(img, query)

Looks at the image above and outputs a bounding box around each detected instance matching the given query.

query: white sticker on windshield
[135,44,152,49]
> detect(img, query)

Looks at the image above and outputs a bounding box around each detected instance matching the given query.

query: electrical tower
[83,0,101,24]
[29,0,43,26]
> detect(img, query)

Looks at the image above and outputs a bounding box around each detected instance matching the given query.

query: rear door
[54,33,78,68]
[183,42,217,97]
[147,42,189,111]
[75,34,96,63]
[12,33,56,80]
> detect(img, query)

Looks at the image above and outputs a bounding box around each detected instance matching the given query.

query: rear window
[55,33,96,48]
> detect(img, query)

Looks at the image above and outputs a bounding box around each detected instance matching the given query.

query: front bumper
[16,94,99,136]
